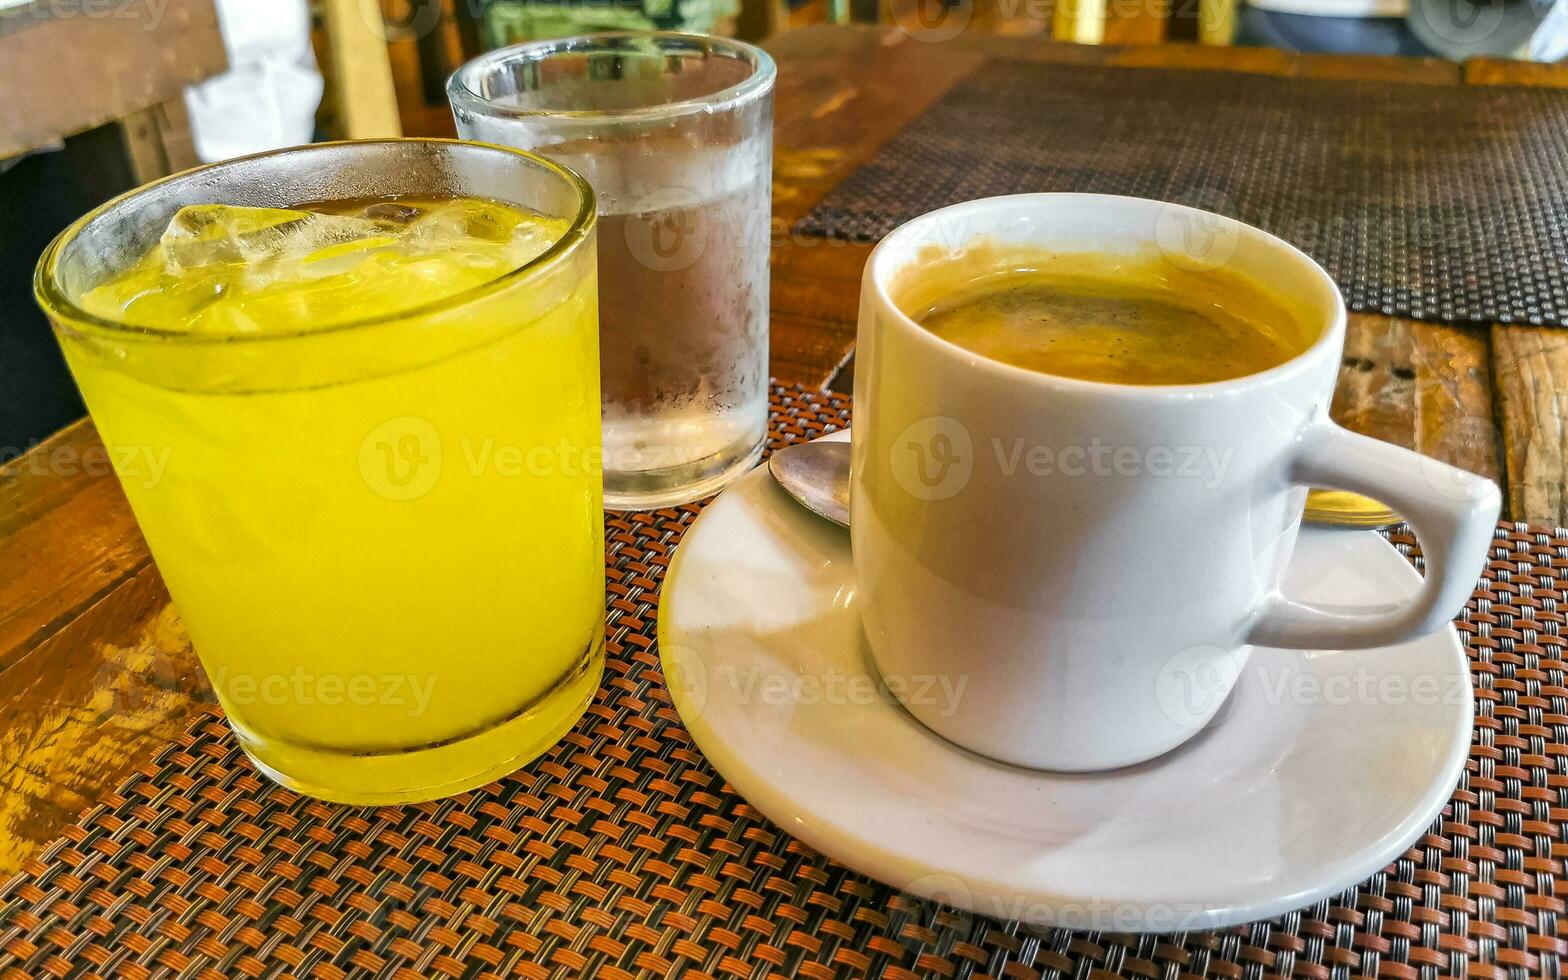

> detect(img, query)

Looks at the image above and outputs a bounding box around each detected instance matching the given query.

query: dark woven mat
[1,382,1565,979]
[798,60,1568,328]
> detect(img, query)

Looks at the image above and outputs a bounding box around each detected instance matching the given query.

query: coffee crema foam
[892,241,1319,386]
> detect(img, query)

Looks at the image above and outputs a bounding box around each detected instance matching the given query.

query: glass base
[604,433,765,511]
[235,636,606,805]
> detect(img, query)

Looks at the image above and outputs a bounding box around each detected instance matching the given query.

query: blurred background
[1,0,1563,459]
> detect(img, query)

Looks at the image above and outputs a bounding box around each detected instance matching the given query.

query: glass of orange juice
[35,139,604,804]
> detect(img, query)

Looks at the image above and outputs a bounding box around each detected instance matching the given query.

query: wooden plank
[319,0,404,139]
[1492,326,1568,528]
[958,36,1253,70]
[1331,313,1501,484]
[0,421,153,671]
[948,33,1114,63]
[0,419,209,878]
[1160,37,1474,85]
[0,566,209,880]
[767,26,982,226]
[152,97,200,174]
[1104,0,1169,45]
[1462,58,1568,88]
[0,0,227,157]
[1108,40,1296,74]
[1295,52,1459,85]
[771,242,873,384]
[119,97,200,185]
[119,106,168,185]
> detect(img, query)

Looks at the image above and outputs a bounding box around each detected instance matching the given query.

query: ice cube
[159,205,392,272]
[274,214,394,261]
[405,199,521,251]
[84,199,572,335]
[358,202,428,226]
[402,199,566,272]
[510,219,566,266]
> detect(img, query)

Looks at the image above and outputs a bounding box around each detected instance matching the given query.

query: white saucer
[658,432,1474,933]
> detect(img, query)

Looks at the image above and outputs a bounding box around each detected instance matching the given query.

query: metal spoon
[768,441,853,526]
[1301,489,1400,529]
[768,441,1398,531]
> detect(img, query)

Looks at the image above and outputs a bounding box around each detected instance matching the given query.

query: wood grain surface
[1493,327,1568,524]
[2,25,1564,881]
[1462,57,1568,530]
[0,0,227,157]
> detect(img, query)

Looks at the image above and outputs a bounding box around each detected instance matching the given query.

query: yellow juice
[50,196,605,803]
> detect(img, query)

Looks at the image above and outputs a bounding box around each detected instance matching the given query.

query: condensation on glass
[36,140,606,804]
[451,33,776,510]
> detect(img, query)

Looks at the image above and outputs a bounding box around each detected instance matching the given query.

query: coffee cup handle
[1244,421,1499,650]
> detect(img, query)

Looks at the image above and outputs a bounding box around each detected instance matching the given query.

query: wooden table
[1,24,1564,885]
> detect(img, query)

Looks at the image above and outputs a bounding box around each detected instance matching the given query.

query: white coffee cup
[850,193,1499,772]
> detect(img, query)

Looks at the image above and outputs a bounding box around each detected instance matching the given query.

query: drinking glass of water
[450,33,775,510]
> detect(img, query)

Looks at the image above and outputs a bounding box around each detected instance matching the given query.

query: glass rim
[35,137,597,346]
[447,31,777,125]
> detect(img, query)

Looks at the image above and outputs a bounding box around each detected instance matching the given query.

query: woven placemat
[798,60,1568,328]
[1,382,1564,979]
